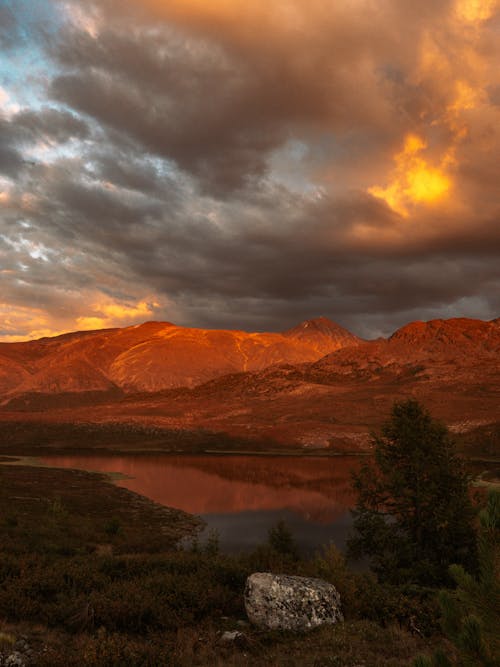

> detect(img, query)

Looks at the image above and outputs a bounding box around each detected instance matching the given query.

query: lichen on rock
[244,572,343,631]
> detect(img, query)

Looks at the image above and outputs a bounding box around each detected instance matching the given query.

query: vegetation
[415,490,500,667]
[1,400,496,665]
[0,420,281,456]
[0,463,445,665]
[267,519,299,560]
[348,400,477,586]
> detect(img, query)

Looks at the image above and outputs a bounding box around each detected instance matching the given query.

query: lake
[40,454,365,554]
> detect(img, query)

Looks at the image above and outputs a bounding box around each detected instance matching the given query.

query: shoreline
[0,447,372,459]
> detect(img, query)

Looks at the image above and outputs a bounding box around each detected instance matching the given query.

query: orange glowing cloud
[368,0,496,218]
[456,0,498,23]
[165,0,241,17]
[76,299,160,331]
[0,298,164,342]
[124,0,339,50]
[369,134,452,217]
[0,303,66,342]
[134,0,272,38]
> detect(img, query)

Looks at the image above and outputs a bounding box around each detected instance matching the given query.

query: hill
[0,317,498,453]
[0,318,359,401]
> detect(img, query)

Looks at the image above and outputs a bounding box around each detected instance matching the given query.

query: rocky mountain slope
[309,317,500,384]
[0,317,498,453]
[0,317,359,401]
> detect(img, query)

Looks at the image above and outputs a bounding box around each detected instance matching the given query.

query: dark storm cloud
[0,142,24,177]
[47,0,450,194]
[2,147,499,337]
[48,26,280,193]
[2,0,500,340]
[0,120,27,178]
[14,107,90,143]
[90,150,175,197]
[9,155,495,331]
[0,5,19,50]
[0,108,89,177]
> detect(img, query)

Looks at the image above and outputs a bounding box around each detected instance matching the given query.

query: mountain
[0,316,498,454]
[309,317,500,384]
[283,316,358,348]
[0,318,359,402]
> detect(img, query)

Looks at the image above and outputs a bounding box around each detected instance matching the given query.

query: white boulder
[244,572,343,631]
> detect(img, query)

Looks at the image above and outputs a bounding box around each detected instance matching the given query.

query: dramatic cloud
[1,0,499,340]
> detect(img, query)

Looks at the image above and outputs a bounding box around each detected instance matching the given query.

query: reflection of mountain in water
[41,455,363,524]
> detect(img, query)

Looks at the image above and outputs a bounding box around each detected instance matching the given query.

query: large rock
[244,572,343,631]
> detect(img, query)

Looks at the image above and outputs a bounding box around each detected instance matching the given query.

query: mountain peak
[300,316,337,329]
[284,317,360,348]
[389,317,498,346]
[0,317,359,399]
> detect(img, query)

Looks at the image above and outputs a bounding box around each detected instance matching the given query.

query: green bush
[104,518,122,537]
[414,490,500,666]
[267,520,299,559]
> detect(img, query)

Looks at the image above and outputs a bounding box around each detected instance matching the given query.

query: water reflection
[41,454,364,553]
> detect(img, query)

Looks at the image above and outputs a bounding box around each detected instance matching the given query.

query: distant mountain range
[1,317,499,452]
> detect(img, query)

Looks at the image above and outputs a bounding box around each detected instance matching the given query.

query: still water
[40,454,365,554]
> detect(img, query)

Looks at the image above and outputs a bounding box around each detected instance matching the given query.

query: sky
[1,0,500,341]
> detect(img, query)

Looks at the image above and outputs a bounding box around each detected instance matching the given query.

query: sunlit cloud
[0,86,20,118]
[0,302,64,342]
[76,299,161,331]
[368,134,452,217]
[61,1,102,38]
[0,297,164,342]
[368,0,497,218]
[456,0,499,23]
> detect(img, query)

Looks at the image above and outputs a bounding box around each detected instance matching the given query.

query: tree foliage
[267,519,299,559]
[414,490,500,667]
[348,400,477,586]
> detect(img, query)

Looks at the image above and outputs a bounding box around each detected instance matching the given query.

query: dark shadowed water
[40,454,365,554]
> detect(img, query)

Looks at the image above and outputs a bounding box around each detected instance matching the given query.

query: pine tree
[348,400,477,586]
[414,490,500,666]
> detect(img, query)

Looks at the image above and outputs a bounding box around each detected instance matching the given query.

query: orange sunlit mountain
[0,317,359,400]
[0,316,499,453]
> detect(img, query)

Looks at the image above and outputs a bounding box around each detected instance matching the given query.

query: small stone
[5,651,26,667]
[220,631,243,644]
[244,572,343,632]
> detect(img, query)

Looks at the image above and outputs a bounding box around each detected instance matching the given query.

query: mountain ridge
[0,317,360,400]
[1,316,498,453]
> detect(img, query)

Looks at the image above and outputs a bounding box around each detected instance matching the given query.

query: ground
[0,460,452,666]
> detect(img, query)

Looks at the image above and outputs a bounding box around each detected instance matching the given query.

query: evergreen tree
[414,490,499,666]
[348,400,477,586]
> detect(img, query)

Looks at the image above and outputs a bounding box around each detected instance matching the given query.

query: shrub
[267,519,299,559]
[104,518,122,537]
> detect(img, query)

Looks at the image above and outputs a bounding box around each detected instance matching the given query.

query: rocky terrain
[0,317,358,399]
[0,317,499,452]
